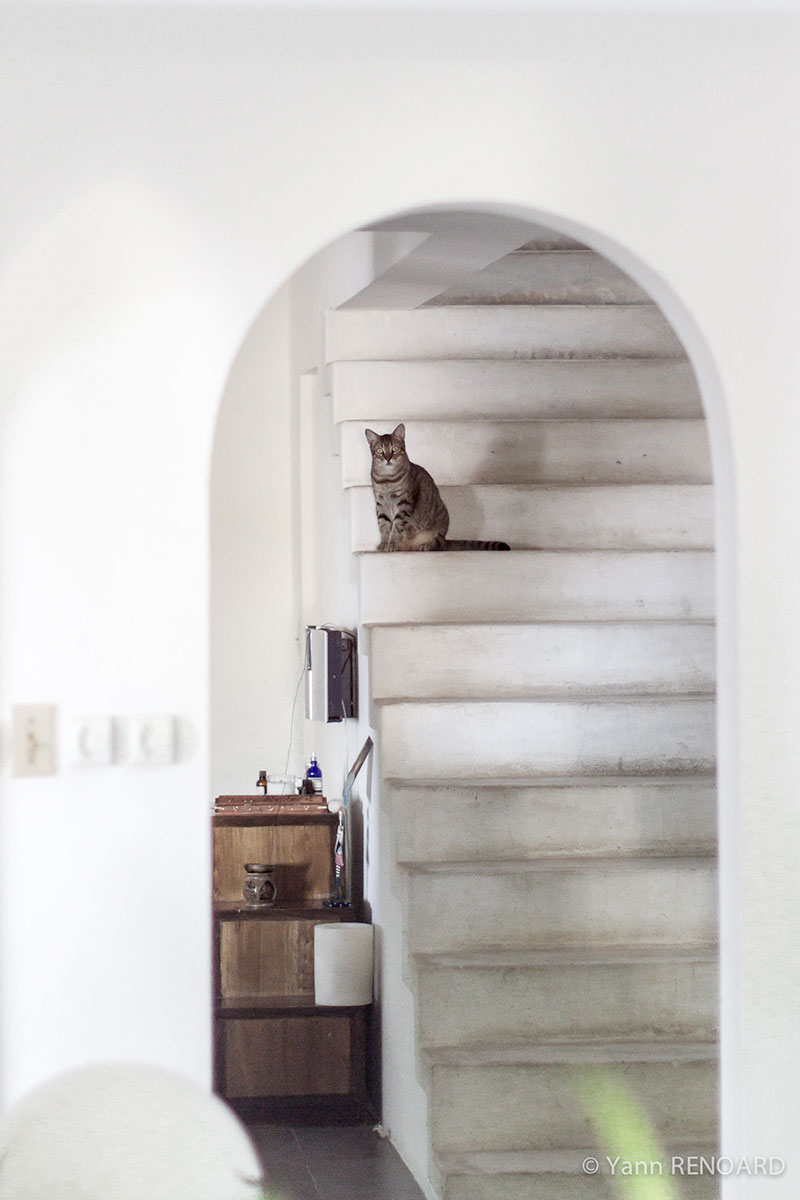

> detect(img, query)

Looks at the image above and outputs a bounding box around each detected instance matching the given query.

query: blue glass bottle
[306,754,323,795]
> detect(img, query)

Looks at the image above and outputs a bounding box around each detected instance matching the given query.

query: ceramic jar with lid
[242,863,277,907]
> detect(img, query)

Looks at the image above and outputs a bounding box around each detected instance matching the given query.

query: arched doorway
[210,204,732,1199]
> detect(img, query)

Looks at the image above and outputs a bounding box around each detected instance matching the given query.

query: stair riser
[381,699,715,781]
[341,229,540,311]
[407,862,717,954]
[431,1062,718,1153]
[351,484,713,552]
[342,420,711,488]
[360,551,715,625]
[332,359,704,422]
[418,962,718,1047]
[389,783,717,862]
[326,306,685,361]
[444,1170,720,1200]
[371,625,715,702]
[424,251,650,306]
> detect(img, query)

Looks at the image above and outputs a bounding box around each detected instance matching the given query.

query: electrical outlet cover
[67,716,114,767]
[128,715,177,765]
[12,704,57,777]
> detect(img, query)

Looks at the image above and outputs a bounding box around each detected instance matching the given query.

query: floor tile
[310,1161,425,1200]
[248,1125,302,1164]
[308,1157,420,1188]
[248,1123,426,1200]
[292,1125,396,1160]
[262,1169,321,1200]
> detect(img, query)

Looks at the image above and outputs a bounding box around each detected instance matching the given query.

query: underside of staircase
[325,219,718,1200]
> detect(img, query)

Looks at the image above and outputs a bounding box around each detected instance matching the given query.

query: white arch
[211,200,738,1171]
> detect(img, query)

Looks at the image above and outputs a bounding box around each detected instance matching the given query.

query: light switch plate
[128,715,177,765]
[67,716,114,767]
[12,704,57,777]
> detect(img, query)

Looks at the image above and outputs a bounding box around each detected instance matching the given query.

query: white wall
[210,236,373,798]
[210,283,293,800]
[211,233,375,796]
[211,230,433,1180]
[2,6,800,1194]
[0,180,230,1102]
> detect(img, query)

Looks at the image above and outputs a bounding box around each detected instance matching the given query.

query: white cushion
[0,1063,264,1200]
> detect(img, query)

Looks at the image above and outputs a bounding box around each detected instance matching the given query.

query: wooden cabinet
[212,801,370,1119]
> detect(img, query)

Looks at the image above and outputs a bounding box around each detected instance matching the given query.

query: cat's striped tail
[445,539,511,551]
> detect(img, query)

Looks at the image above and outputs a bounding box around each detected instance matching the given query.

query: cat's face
[365,424,408,472]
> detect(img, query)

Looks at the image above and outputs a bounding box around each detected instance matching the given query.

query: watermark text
[581,1155,786,1177]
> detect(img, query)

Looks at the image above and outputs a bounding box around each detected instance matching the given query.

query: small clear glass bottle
[242,863,277,907]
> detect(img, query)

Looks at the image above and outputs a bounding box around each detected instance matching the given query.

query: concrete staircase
[325,226,718,1200]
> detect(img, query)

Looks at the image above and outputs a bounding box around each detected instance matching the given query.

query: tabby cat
[365,424,510,552]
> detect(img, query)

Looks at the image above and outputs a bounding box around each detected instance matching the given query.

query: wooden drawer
[218,914,344,1000]
[219,1010,365,1098]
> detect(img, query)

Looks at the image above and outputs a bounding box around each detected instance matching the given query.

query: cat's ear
[391,423,406,442]
[365,428,379,447]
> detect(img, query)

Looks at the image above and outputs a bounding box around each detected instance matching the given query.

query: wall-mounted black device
[305,626,357,723]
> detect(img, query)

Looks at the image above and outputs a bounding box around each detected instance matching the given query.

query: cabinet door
[222,1016,353,1096]
[219,919,319,999]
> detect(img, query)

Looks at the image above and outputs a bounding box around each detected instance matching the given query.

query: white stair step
[352,483,713,552]
[423,250,650,306]
[371,624,715,702]
[360,211,551,245]
[516,227,588,250]
[415,944,719,968]
[360,550,715,625]
[338,228,536,310]
[411,855,714,874]
[380,697,715,782]
[326,305,685,361]
[332,359,703,422]
[439,1149,720,1200]
[417,958,718,1049]
[342,418,712,488]
[445,1175,718,1200]
[407,857,717,955]
[388,781,717,862]
[429,1039,717,1067]
[430,1058,718,1153]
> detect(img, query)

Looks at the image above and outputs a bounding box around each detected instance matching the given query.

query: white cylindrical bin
[314,923,374,1006]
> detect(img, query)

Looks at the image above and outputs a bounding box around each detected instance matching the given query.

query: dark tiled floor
[248,1123,427,1200]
